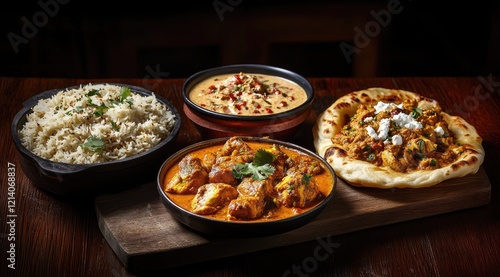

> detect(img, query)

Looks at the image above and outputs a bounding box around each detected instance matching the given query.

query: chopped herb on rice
[19,83,176,164]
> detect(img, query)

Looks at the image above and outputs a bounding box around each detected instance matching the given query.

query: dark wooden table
[1,76,499,276]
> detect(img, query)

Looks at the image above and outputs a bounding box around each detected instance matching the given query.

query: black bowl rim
[157,136,337,235]
[11,82,182,174]
[182,64,314,121]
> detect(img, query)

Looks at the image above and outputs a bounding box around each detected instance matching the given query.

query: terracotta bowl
[182,64,314,140]
[11,83,181,197]
[157,136,337,236]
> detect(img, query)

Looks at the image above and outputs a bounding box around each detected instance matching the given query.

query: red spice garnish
[228,93,237,102]
[391,109,402,116]
[234,74,243,84]
[371,142,383,152]
[235,101,246,110]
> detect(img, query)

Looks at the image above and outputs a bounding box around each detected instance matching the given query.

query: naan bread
[313,88,485,188]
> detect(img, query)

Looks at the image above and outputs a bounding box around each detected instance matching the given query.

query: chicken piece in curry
[206,137,255,186]
[228,177,274,219]
[165,155,208,194]
[275,156,323,208]
[191,183,238,215]
[164,137,333,221]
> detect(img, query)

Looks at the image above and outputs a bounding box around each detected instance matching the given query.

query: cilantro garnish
[93,104,108,117]
[232,149,276,181]
[113,87,133,107]
[124,97,134,107]
[119,87,131,102]
[302,174,312,185]
[411,107,423,119]
[87,89,100,96]
[417,139,425,153]
[111,121,120,131]
[81,136,105,152]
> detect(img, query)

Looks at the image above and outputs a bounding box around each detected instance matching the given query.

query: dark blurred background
[1,0,499,79]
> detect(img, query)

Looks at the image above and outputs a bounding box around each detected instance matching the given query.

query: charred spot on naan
[333,101,352,110]
[450,155,480,172]
[319,118,337,135]
[325,146,347,159]
[379,94,404,103]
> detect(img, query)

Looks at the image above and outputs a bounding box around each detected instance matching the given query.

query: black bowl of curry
[182,64,314,140]
[157,136,336,236]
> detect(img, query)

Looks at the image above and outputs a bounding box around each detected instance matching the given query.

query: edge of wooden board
[95,167,491,273]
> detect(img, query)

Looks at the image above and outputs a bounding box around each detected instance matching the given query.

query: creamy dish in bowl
[182,64,314,139]
[188,72,309,116]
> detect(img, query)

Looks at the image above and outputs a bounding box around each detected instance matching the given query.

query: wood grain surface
[1,77,499,276]
[95,167,491,273]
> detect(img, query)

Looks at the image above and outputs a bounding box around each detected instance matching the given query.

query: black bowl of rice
[11,83,181,197]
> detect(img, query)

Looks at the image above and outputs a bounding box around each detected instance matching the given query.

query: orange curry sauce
[162,141,334,222]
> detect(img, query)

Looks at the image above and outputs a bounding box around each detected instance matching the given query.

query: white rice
[19,83,177,164]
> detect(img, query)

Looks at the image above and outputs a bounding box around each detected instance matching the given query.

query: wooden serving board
[95,167,491,273]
